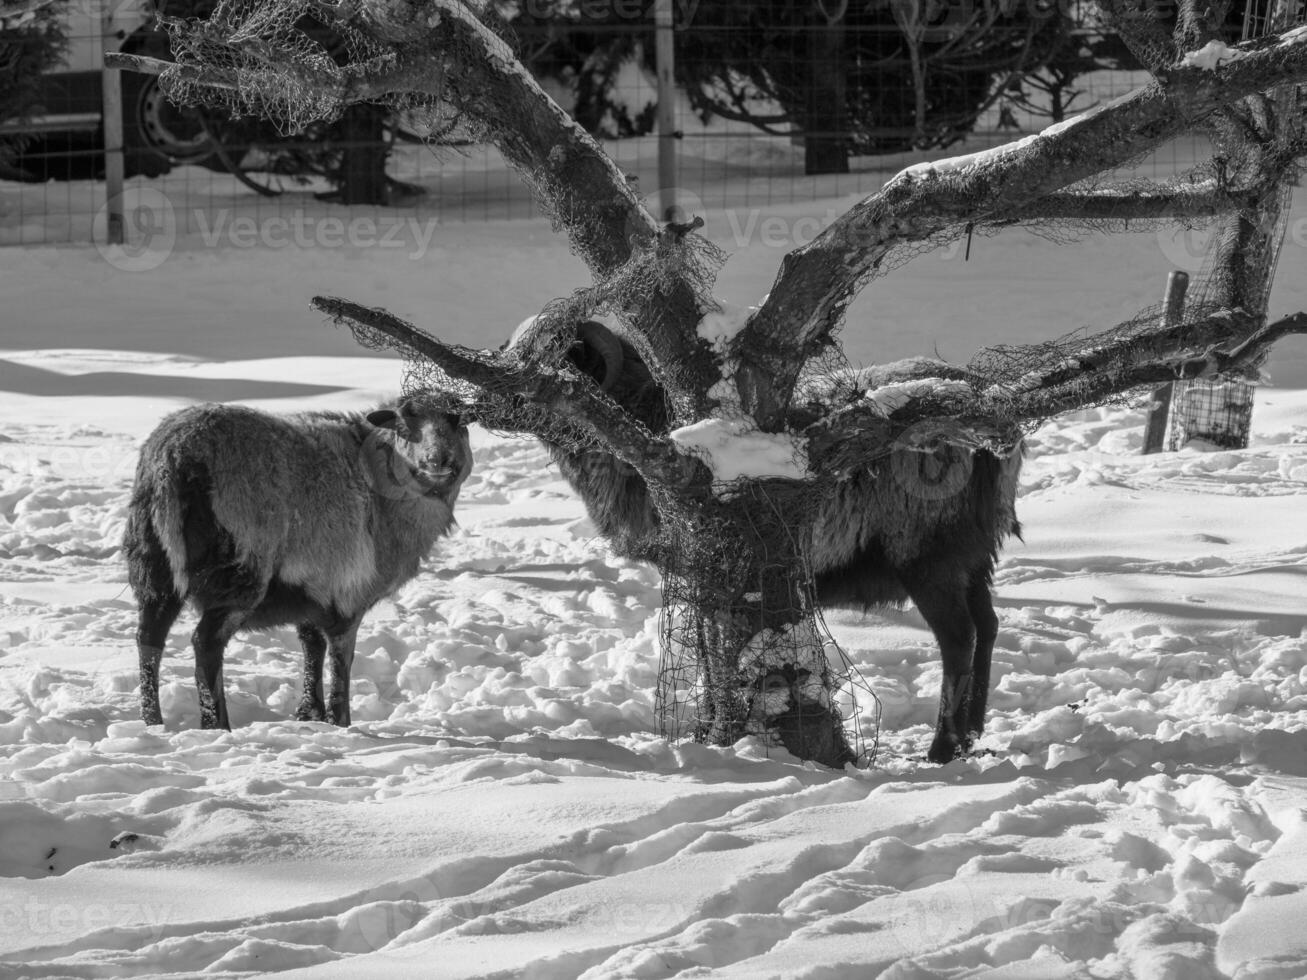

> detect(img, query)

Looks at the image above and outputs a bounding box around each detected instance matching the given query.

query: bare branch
[313,296,711,494]
[806,310,1307,469]
[736,24,1307,430]
[989,311,1307,421]
[1004,179,1267,223]
[104,53,181,79]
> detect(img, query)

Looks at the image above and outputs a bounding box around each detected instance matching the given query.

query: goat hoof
[926,735,970,765]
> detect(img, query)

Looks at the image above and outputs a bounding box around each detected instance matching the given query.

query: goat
[506,318,1021,764]
[122,398,472,730]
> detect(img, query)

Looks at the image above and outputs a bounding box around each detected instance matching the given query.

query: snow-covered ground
[1,173,1307,978]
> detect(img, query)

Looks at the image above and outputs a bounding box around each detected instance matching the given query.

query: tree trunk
[335,102,389,205]
[659,484,857,768]
[804,20,850,176]
[1050,81,1065,123]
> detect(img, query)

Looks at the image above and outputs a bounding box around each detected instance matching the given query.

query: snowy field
[1,172,1306,979]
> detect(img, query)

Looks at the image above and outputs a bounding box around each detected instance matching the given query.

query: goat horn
[575,319,624,392]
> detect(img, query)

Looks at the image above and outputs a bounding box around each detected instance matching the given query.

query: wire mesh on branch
[969,297,1233,395]
[155,0,452,135]
[653,481,878,769]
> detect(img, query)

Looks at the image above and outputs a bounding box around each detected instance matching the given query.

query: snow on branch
[1005,177,1271,224]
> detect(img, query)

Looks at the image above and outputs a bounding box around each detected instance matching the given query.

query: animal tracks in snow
[2,400,1307,977]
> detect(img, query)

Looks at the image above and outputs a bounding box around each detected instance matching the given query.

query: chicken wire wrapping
[654,481,880,770]
[153,0,475,139]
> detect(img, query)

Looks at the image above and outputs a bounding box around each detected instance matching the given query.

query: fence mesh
[3,0,1221,247]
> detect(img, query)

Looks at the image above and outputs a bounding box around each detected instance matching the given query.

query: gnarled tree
[112,0,1307,766]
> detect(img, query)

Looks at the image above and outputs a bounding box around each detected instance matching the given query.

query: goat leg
[136,594,181,726]
[909,579,977,764]
[965,575,999,742]
[192,608,241,730]
[327,620,361,727]
[295,623,329,722]
[930,672,975,764]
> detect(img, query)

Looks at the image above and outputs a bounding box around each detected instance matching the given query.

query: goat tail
[124,451,192,602]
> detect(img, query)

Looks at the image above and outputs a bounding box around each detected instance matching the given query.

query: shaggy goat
[508,319,1021,764]
[123,399,472,729]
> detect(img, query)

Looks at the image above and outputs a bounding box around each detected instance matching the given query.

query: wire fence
[1,4,1213,249]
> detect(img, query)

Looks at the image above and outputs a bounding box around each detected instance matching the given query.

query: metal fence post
[654,0,676,221]
[100,0,125,245]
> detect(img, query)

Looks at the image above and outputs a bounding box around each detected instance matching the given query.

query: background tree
[0,0,68,178]
[998,1,1137,123]
[498,0,1064,174]
[676,0,1064,173]
[505,2,657,138]
[111,0,1307,765]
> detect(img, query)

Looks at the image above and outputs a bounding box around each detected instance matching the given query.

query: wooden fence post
[1141,270,1190,454]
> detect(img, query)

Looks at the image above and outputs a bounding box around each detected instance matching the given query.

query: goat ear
[366,409,400,430]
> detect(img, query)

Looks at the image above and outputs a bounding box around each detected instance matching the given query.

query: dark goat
[508,320,1021,764]
[123,399,472,729]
